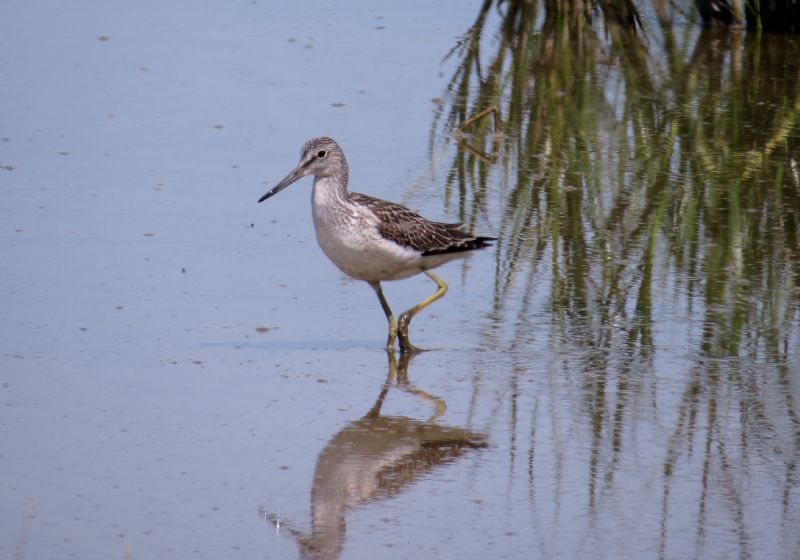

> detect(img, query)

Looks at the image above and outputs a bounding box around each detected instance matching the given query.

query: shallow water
[2,1,799,559]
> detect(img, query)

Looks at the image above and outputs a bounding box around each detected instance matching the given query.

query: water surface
[1,1,799,559]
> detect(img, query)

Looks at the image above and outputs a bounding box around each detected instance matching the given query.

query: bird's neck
[335,158,349,190]
[312,163,350,206]
[312,175,349,210]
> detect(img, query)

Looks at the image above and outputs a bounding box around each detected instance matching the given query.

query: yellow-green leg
[369,281,399,350]
[397,271,448,353]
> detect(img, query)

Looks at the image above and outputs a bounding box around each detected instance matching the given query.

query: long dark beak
[258,163,309,203]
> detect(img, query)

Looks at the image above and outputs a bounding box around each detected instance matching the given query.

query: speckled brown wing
[349,192,495,255]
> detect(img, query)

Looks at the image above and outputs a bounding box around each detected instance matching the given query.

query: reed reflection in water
[425,2,800,558]
[261,351,487,560]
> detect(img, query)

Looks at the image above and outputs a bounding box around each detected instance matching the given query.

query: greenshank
[258,137,494,353]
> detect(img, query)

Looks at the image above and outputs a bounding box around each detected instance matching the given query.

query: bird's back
[348,192,495,256]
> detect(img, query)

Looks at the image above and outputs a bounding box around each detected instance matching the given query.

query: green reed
[431,1,800,548]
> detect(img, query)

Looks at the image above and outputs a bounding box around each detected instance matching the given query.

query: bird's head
[258,137,347,202]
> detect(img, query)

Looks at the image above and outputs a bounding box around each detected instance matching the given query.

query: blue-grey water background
[2,1,799,559]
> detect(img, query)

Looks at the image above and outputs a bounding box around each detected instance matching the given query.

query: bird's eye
[317,150,327,159]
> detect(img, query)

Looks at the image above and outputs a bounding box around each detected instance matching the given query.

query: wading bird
[258,137,494,352]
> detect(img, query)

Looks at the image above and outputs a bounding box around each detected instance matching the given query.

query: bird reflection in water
[260,350,488,559]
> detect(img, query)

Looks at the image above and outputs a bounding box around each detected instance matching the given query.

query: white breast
[311,178,422,282]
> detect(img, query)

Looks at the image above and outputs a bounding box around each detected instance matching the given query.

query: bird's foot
[398,331,423,354]
[385,322,399,350]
